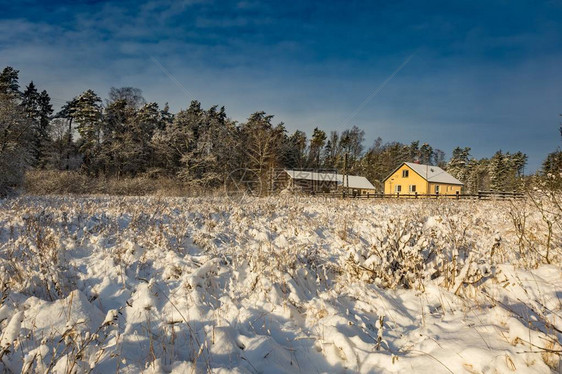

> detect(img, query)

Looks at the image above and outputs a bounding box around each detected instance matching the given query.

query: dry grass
[23,170,202,196]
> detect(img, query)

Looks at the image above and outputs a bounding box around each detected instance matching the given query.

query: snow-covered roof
[284,170,376,190]
[403,162,463,185]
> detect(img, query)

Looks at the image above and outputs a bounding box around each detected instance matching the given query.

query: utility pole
[426,162,429,195]
[344,153,349,198]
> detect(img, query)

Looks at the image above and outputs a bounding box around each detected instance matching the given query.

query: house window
[402,170,409,178]
[435,185,440,193]
[395,185,402,193]
[409,185,416,193]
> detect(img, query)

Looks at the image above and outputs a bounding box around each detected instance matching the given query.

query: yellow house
[383,162,463,196]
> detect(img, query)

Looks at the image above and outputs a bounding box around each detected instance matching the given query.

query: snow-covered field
[0,195,561,373]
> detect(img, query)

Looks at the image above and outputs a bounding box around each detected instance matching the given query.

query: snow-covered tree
[21,82,53,167]
[542,150,562,177]
[282,130,307,169]
[489,150,507,191]
[0,91,32,195]
[0,66,20,97]
[447,147,471,184]
[307,127,326,168]
[239,111,285,174]
[72,90,103,174]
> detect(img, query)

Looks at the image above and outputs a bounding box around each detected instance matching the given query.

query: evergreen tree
[152,100,202,175]
[21,82,42,166]
[507,151,527,191]
[323,131,340,169]
[489,150,507,191]
[419,143,433,165]
[130,102,161,175]
[205,105,239,185]
[433,149,446,168]
[447,147,471,184]
[511,151,527,177]
[307,127,326,168]
[339,126,365,172]
[36,89,53,167]
[102,98,136,176]
[282,130,307,169]
[152,101,238,185]
[160,103,174,130]
[0,67,20,97]
[466,158,490,193]
[239,111,285,176]
[72,90,103,175]
[0,90,32,194]
[55,98,79,170]
[361,138,410,186]
[542,150,562,176]
[409,140,420,161]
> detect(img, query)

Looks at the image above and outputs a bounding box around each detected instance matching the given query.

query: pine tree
[0,90,32,194]
[466,158,489,193]
[21,82,39,117]
[239,111,285,174]
[489,150,507,191]
[362,139,409,184]
[0,67,20,97]
[21,82,42,166]
[433,149,446,168]
[447,147,471,184]
[152,100,203,177]
[72,90,103,175]
[36,90,53,167]
[542,151,562,176]
[409,140,420,162]
[126,102,160,174]
[323,131,340,169]
[102,98,135,176]
[160,103,174,130]
[282,130,307,169]
[55,98,79,170]
[508,151,527,191]
[307,127,326,168]
[419,143,433,165]
[339,126,365,172]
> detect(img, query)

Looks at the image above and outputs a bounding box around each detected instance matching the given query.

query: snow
[0,195,561,373]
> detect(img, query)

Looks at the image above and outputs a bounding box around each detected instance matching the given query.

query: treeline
[2,65,560,195]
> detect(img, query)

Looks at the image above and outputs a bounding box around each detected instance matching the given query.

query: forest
[1,65,560,196]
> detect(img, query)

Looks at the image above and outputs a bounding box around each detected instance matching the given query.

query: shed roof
[284,170,376,190]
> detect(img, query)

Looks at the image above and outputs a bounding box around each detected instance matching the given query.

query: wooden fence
[319,191,525,200]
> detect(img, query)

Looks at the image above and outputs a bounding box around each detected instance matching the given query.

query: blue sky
[1,0,561,172]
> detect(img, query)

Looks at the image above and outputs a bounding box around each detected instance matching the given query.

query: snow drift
[0,195,560,373]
